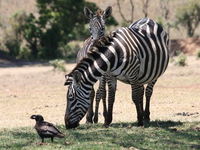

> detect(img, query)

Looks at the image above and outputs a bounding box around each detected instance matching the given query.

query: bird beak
[30,115,36,119]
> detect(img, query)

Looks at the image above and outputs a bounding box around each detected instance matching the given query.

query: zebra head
[64,70,91,129]
[84,6,112,41]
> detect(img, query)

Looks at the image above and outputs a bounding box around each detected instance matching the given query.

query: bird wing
[39,121,61,135]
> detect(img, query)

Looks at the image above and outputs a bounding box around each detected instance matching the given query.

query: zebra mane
[89,31,116,53]
[68,32,116,77]
[96,9,102,16]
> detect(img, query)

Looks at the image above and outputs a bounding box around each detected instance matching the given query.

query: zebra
[64,18,169,129]
[76,6,112,124]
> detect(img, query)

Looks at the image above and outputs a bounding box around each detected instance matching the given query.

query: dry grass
[0,55,199,129]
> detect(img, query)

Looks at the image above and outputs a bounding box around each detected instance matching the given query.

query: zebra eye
[68,92,74,101]
[68,87,75,101]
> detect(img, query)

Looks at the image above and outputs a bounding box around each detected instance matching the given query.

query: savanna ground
[0,55,200,149]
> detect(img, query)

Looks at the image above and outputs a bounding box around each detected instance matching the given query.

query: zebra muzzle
[64,114,79,129]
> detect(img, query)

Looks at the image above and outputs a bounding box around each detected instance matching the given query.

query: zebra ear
[84,6,93,19]
[64,74,73,86]
[103,6,112,20]
[73,70,82,86]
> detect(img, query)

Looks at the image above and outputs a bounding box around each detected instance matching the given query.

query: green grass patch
[0,121,199,150]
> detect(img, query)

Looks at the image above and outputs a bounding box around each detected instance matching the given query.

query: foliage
[176,52,187,66]
[49,59,66,72]
[21,0,118,60]
[197,50,200,59]
[0,121,200,149]
[18,47,30,60]
[175,0,200,37]
[2,10,26,58]
[4,40,20,58]
[1,1,118,60]
[59,42,81,62]
[157,16,165,28]
[171,51,187,66]
[21,0,87,60]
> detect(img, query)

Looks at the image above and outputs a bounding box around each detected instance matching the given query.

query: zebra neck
[75,51,110,89]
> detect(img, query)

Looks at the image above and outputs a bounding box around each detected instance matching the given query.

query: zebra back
[128,18,169,84]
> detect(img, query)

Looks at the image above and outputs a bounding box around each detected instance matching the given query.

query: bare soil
[170,37,200,56]
[0,55,199,129]
[0,38,200,128]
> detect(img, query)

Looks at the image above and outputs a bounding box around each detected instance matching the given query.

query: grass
[0,121,199,150]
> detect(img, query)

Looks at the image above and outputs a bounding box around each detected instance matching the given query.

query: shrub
[172,51,187,66]
[197,50,200,59]
[4,40,20,58]
[18,47,30,59]
[177,53,186,66]
[49,59,66,72]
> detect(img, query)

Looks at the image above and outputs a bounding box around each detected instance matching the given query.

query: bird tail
[56,132,65,138]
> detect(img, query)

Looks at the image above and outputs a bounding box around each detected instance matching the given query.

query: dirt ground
[170,37,200,56]
[0,55,199,129]
[0,37,200,128]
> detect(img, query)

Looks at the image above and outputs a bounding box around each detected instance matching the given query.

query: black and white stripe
[64,18,169,129]
[77,6,112,62]
[76,6,112,124]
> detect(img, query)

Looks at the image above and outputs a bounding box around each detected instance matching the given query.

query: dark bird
[30,115,65,143]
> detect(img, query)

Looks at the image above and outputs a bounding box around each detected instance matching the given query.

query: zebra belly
[116,75,131,84]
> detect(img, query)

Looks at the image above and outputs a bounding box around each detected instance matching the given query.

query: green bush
[175,0,200,37]
[172,51,187,66]
[18,47,30,59]
[60,42,81,62]
[4,40,20,58]
[197,50,200,59]
[49,59,66,72]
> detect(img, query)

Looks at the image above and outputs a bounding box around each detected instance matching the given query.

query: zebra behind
[64,18,169,129]
[76,6,112,124]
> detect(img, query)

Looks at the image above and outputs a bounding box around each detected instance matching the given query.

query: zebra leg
[144,80,157,123]
[93,74,107,123]
[131,84,144,126]
[103,76,117,128]
[102,85,107,124]
[86,87,95,124]
[93,88,101,123]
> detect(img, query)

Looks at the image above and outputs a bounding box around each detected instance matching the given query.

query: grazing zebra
[76,6,112,124]
[64,18,169,129]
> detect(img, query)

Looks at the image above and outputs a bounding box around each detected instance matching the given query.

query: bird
[30,115,65,143]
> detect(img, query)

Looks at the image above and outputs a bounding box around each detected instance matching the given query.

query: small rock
[65,142,71,145]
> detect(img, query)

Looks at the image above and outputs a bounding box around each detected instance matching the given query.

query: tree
[116,0,134,24]
[176,0,200,37]
[141,0,150,18]
[3,10,26,58]
[21,0,117,60]
[160,0,170,21]
[22,0,90,59]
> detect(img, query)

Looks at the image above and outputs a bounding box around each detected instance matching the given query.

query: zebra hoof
[85,121,93,124]
[143,119,150,123]
[93,117,98,124]
[103,124,109,128]
[137,122,144,126]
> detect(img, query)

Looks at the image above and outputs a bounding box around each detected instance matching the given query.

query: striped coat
[64,18,169,129]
